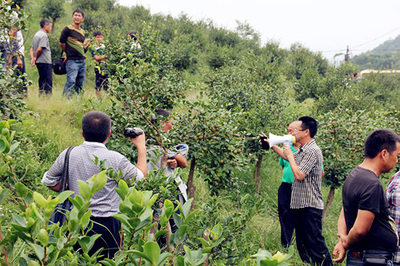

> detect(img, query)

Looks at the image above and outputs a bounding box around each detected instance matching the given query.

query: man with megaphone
[281,116,332,266]
[259,121,301,249]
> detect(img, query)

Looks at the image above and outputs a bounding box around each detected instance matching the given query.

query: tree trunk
[51,18,56,34]
[322,186,335,220]
[186,156,196,212]
[253,154,263,193]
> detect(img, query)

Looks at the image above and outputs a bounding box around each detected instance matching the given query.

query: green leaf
[90,170,107,194]
[144,241,160,265]
[178,224,188,238]
[15,182,28,198]
[130,251,152,263]
[181,198,193,218]
[117,180,129,199]
[33,192,48,208]
[0,137,10,154]
[197,238,210,248]
[155,229,169,239]
[58,190,74,204]
[37,229,49,246]
[78,180,91,202]
[0,188,9,202]
[29,243,44,260]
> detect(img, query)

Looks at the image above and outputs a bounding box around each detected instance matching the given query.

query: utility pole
[344,45,349,63]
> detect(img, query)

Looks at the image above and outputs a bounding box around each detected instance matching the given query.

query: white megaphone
[269,133,296,147]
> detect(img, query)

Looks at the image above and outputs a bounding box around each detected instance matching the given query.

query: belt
[349,251,361,260]
[349,250,393,260]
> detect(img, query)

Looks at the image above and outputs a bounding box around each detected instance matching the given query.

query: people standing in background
[59,9,91,98]
[30,19,52,95]
[90,30,108,99]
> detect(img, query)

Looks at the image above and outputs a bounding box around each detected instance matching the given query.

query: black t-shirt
[342,166,397,252]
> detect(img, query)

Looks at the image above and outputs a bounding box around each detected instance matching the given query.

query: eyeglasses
[288,128,307,134]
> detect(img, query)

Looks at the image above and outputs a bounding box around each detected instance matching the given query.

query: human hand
[30,57,36,67]
[282,145,293,158]
[332,242,346,262]
[84,38,91,46]
[17,57,23,68]
[167,159,178,169]
[63,56,67,63]
[337,233,349,250]
[130,127,146,150]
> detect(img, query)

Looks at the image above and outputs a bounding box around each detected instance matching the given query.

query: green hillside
[351,35,400,70]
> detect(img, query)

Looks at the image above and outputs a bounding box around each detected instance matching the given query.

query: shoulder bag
[49,145,75,225]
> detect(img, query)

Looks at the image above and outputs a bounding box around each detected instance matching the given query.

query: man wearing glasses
[282,116,333,266]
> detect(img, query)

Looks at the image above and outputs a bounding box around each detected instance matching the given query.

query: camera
[123,128,143,138]
[259,136,270,150]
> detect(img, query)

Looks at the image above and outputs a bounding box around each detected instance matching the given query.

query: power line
[350,26,400,48]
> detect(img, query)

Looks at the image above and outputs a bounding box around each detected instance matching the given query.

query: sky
[117,0,400,63]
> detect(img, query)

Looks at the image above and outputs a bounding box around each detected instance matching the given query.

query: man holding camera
[41,111,147,259]
[282,116,332,265]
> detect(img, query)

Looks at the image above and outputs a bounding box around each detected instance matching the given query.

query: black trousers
[36,63,53,95]
[94,67,108,91]
[278,182,294,248]
[87,216,121,259]
[292,207,333,266]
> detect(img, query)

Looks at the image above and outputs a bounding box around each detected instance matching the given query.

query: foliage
[172,98,246,195]
[189,194,264,264]
[317,109,387,189]
[285,43,328,80]
[40,0,65,32]
[0,0,29,120]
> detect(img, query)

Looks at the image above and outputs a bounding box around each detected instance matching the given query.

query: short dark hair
[93,30,102,37]
[40,19,51,28]
[81,111,111,143]
[364,129,400,159]
[298,116,318,138]
[127,30,138,41]
[151,108,171,125]
[72,9,85,18]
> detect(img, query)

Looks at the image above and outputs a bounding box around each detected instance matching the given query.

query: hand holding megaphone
[259,133,296,150]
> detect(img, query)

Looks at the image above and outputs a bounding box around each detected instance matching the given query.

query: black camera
[259,136,270,150]
[123,128,143,138]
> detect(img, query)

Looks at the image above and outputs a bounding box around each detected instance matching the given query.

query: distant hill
[351,35,400,70]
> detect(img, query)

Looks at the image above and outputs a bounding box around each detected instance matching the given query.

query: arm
[83,38,91,52]
[130,129,147,177]
[35,47,43,61]
[333,208,347,262]
[93,54,106,62]
[48,181,61,192]
[59,42,66,52]
[338,209,375,249]
[59,42,67,63]
[167,154,187,169]
[283,145,306,181]
[29,47,35,66]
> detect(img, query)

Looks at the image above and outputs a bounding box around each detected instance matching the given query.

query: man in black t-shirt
[333,129,400,264]
[59,9,90,98]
